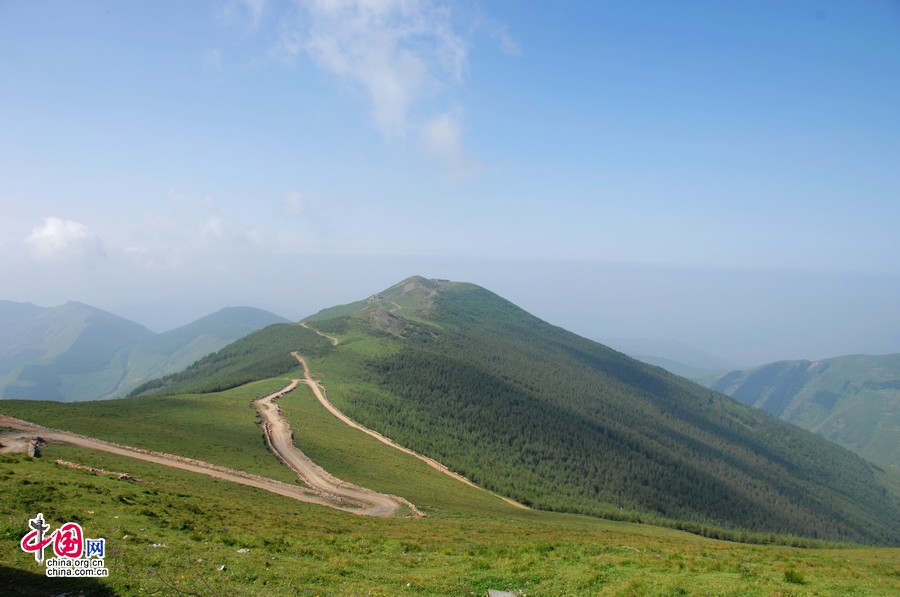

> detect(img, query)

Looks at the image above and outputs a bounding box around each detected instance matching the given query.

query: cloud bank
[25,217,105,263]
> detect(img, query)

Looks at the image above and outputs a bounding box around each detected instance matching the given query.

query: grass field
[1,377,899,595]
[0,378,300,483]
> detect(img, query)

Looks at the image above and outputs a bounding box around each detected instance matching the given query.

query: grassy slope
[2,379,899,595]
[128,323,330,397]
[711,354,900,470]
[0,302,92,379]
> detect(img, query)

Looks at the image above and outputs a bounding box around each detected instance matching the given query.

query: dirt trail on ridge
[0,379,420,517]
[254,378,421,517]
[301,321,338,346]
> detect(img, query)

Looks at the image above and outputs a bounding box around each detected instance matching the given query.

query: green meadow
[1,379,898,595]
[1,378,300,483]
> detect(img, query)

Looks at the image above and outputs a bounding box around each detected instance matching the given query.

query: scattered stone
[28,437,45,458]
[55,459,143,483]
[236,548,249,553]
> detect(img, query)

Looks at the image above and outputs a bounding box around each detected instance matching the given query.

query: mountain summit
[132,276,900,544]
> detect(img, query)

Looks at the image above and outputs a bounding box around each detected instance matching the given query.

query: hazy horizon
[2,1,898,368]
[5,258,899,368]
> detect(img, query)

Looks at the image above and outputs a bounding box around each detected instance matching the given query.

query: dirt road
[2,334,525,514]
[0,411,356,512]
[300,321,338,346]
[253,380,422,517]
[0,379,421,517]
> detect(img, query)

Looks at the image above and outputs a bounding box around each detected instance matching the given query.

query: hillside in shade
[710,354,900,471]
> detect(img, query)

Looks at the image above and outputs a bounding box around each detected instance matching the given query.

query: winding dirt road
[0,409,356,512]
[300,321,338,345]
[2,321,526,515]
[0,378,421,517]
[254,379,421,517]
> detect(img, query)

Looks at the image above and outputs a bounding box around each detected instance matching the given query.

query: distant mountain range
[709,354,900,471]
[0,300,289,401]
[130,276,900,545]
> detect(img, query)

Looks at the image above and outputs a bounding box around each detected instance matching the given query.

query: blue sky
[1,1,899,365]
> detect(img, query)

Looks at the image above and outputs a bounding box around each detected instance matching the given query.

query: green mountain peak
[130,277,900,545]
[305,275,464,324]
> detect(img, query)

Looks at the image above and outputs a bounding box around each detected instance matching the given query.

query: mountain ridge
[142,275,900,545]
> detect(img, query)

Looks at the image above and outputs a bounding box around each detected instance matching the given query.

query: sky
[1,0,899,366]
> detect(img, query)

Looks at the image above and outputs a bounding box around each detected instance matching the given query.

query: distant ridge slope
[0,301,153,401]
[120,307,292,391]
[604,337,738,383]
[129,323,330,397]
[297,276,899,545]
[710,354,900,471]
[0,301,289,401]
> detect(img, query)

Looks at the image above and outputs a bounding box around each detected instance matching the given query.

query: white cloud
[489,23,519,56]
[419,109,478,178]
[125,192,269,270]
[274,0,469,149]
[297,0,466,140]
[272,18,304,62]
[251,0,515,174]
[281,190,307,216]
[468,4,520,57]
[25,217,104,262]
[220,0,268,29]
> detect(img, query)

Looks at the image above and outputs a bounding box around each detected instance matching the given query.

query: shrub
[784,566,805,584]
